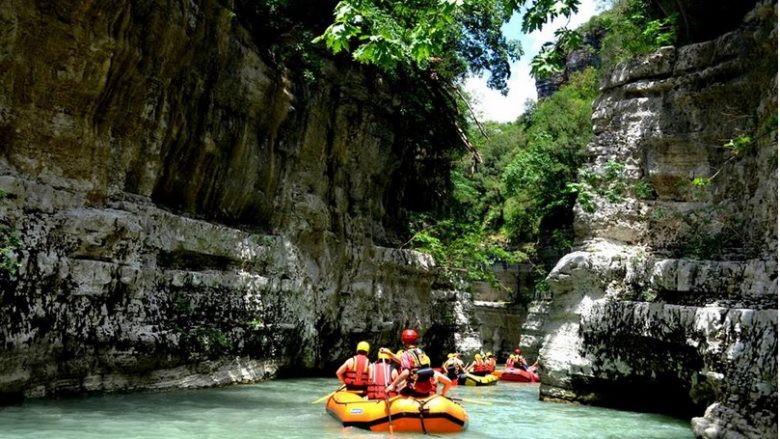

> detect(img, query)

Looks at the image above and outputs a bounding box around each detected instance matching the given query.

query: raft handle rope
[416,398,430,435]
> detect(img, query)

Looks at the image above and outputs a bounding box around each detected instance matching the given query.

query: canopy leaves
[314,0,585,94]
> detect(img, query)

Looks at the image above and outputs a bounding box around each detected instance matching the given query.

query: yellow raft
[326,391,468,433]
[461,372,498,386]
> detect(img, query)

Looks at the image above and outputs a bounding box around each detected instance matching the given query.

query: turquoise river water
[0,378,692,439]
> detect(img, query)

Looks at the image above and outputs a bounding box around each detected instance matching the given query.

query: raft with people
[326,390,468,433]
[460,372,499,386]
[492,367,539,383]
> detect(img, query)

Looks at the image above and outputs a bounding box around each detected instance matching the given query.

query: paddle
[448,397,493,406]
[311,384,346,404]
[384,364,394,435]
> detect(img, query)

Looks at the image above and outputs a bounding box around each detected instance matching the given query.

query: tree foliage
[533,0,679,78]
[501,68,598,250]
[404,68,598,294]
[314,0,590,94]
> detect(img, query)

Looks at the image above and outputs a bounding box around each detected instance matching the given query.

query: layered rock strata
[528,3,778,438]
[0,0,478,399]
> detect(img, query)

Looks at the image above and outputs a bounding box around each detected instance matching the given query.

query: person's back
[442,354,458,379]
[470,353,487,376]
[336,341,371,393]
[383,329,452,398]
[485,352,496,372]
[367,352,397,400]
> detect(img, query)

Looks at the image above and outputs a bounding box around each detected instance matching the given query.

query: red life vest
[367,361,396,400]
[486,358,496,372]
[473,359,485,373]
[344,354,369,388]
[412,375,436,395]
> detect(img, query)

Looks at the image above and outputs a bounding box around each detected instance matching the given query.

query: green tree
[502,68,599,251]
[314,0,586,94]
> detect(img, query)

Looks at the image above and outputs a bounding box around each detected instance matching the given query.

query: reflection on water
[0,378,692,439]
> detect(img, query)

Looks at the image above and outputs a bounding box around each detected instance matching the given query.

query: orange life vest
[344,354,369,389]
[367,361,396,400]
[473,358,486,373]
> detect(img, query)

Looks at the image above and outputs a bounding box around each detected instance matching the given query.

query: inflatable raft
[492,367,540,383]
[326,391,468,433]
[460,372,498,386]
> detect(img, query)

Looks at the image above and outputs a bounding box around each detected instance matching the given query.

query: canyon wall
[0,0,476,400]
[527,2,777,438]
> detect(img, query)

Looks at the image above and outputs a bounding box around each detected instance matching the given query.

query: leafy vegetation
[402,68,599,297]
[534,0,679,78]
[307,0,689,292]
[392,0,686,293]
[314,0,587,94]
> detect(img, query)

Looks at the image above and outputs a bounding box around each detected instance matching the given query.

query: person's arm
[379,347,402,364]
[386,368,409,394]
[435,371,452,396]
[336,359,351,383]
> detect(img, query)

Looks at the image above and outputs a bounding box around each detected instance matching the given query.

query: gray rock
[531,2,778,437]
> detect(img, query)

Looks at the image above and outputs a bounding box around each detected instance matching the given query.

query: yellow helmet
[474,353,482,360]
[356,341,370,354]
[378,351,390,360]
[486,352,493,358]
[447,353,455,359]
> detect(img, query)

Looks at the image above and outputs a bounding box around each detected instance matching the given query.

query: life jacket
[344,354,370,389]
[407,375,435,396]
[367,361,396,400]
[401,348,435,395]
[472,358,486,374]
[443,358,459,379]
[486,358,496,372]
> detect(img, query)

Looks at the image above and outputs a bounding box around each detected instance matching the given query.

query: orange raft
[491,367,540,383]
[326,391,468,433]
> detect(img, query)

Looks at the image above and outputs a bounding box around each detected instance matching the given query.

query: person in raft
[467,353,488,376]
[381,329,453,397]
[441,353,466,381]
[506,348,528,370]
[336,341,371,394]
[484,352,497,373]
[366,350,398,400]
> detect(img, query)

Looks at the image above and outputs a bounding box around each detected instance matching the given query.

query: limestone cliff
[0,0,478,400]
[527,2,777,438]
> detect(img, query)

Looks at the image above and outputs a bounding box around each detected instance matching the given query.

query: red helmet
[514,348,521,354]
[401,329,418,344]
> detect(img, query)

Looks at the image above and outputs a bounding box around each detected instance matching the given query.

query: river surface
[0,378,692,438]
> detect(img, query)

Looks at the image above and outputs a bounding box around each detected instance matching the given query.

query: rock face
[535,31,602,99]
[0,1,479,399]
[530,2,777,438]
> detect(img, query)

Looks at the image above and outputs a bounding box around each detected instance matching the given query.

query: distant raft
[326,391,468,433]
[460,373,498,386]
[492,367,540,383]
